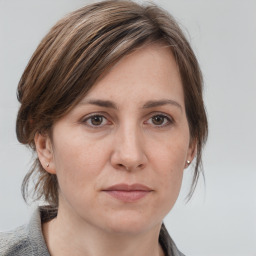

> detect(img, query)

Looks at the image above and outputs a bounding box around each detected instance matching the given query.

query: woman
[0,1,208,255]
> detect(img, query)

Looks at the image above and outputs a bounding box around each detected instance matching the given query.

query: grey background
[0,0,255,255]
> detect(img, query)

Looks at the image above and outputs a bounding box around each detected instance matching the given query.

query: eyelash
[81,113,174,129]
[82,114,111,128]
[144,113,174,128]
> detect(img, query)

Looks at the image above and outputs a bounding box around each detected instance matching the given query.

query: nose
[110,124,147,171]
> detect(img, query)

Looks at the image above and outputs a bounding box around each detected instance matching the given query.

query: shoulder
[159,223,185,256]
[0,225,32,256]
[0,207,52,256]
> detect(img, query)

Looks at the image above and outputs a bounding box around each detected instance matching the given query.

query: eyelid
[80,111,174,128]
[144,112,174,127]
[81,112,112,128]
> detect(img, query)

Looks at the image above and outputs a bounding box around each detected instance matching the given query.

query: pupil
[91,116,102,125]
[153,115,164,125]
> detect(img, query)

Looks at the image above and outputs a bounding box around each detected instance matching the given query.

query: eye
[82,114,110,127]
[145,114,173,127]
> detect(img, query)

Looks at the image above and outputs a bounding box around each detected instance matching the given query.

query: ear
[185,139,197,169]
[34,132,56,174]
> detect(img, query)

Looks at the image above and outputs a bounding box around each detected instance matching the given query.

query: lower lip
[104,190,151,202]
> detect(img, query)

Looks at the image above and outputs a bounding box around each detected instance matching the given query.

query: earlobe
[185,140,197,168]
[34,132,56,174]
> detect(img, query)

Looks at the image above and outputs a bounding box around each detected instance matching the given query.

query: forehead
[83,44,184,107]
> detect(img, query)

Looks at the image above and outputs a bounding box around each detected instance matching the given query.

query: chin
[101,211,160,235]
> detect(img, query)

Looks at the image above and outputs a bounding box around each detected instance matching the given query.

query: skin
[35,44,195,256]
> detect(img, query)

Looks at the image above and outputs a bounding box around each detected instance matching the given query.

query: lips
[102,183,153,202]
[104,183,152,191]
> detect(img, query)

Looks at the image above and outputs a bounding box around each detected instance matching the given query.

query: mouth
[102,183,153,202]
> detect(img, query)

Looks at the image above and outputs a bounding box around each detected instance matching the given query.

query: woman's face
[39,44,195,234]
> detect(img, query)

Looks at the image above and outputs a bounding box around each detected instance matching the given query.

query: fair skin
[35,44,195,256]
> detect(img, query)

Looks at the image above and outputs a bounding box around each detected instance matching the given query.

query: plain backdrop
[0,0,255,255]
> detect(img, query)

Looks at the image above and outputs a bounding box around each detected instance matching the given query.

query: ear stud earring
[46,163,49,168]
[186,160,191,165]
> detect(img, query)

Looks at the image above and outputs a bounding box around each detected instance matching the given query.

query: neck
[42,204,164,256]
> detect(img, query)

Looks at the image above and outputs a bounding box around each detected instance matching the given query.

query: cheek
[151,152,184,218]
[149,132,189,176]
[155,148,184,200]
[147,132,189,210]
[52,135,110,199]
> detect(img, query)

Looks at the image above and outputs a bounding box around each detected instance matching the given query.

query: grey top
[0,207,185,256]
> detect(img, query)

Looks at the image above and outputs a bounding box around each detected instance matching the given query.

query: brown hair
[16,0,208,206]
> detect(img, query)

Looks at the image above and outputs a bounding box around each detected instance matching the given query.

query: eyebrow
[79,99,182,111]
[79,99,118,109]
[142,99,182,111]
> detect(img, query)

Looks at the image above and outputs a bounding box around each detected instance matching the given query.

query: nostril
[116,163,144,171]
[117,164,128,170]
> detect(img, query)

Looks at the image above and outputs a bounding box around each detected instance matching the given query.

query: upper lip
[103,183,153,191]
